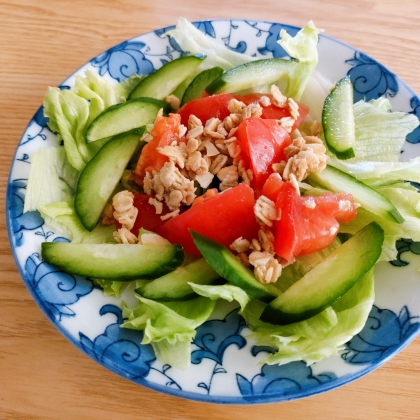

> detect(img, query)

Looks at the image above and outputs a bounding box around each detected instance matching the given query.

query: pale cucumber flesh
[322,76,356,160]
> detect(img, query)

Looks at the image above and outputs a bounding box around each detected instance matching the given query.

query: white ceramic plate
[7,19,420,404]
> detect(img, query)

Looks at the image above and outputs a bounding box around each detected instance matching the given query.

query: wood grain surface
[1,1,420,418]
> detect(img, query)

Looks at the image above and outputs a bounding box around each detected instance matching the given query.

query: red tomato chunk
[155,184,260,254]
[273,182,357,261]
[236,118,290,192]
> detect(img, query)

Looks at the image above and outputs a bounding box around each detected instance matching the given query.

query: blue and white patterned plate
[6,20,420,404]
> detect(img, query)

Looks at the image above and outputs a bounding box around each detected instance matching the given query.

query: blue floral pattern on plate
[6,19,420,404]
[342,305,420,364]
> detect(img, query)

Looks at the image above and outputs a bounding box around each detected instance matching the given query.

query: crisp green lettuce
[92,278,128,297]
[43,70,127,172]
[73,69,119,125]
[279,21,322,100]
[163,17,254,70]
[122,296,216,369]
[351,99,419,162]
[328,156,420,186]
[24,146,79,213]
[189,283,251,313]
[38,200,115,244]
[43,87,91,171]
[242,269,374,365]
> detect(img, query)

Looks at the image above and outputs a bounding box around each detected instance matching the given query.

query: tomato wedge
[236,118,291,192]
[261,173,284,201]
[133,113,182,183]
[178,93,234,126]
[155,184,260,254]
[273,182,357,261]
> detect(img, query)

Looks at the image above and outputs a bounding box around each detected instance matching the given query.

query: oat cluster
[273,136,327,182]
[112,191,139,244]
[230,227,283,285]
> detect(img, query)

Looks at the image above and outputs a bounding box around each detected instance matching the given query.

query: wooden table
[1,1,420,418]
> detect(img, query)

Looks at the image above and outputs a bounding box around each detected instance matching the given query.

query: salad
[23,18,420,370]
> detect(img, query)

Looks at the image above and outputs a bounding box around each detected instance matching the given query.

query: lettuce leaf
[278,21,322,100]
[163,17,254,70]
[38,200,115,244]
[122,296,216,369]
[351,99,419,162]
[188,283,251,313]
[92,278,128,297]
[73,69,119,126]
[43,87,92,171]
[328,156,420,186]
[242,269,374,365]
[24,146,79,213]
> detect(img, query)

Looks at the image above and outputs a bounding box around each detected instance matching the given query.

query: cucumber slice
[136,258,221,301]
[191,231,280,303]
[129,97,173,115]
[85,99,160,142]
[128,55,206,100]
[260,222,384,325]
[74,131,140,231]
[205,58,294,95]
[308,165,404,224]
[322,76,355,159]
[41,242,184,280]
[181,66,224,105]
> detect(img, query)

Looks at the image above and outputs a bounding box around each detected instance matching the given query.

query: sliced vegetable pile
[24,18,420,370]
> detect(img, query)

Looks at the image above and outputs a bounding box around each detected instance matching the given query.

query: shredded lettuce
[122,296,216,369]
[24,146,79,213]
[242,269,374,366]
[38,200,115,244]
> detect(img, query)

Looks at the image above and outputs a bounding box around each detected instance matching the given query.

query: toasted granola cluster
[271,136,327,185]
[230,226,283,285]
